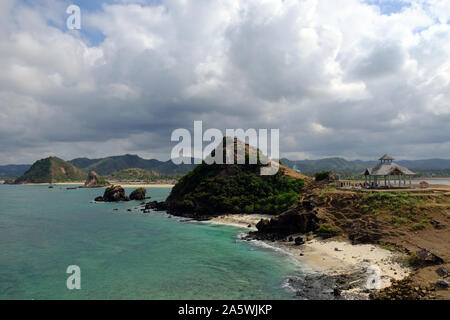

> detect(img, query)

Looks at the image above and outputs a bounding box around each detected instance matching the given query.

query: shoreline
[5,182,175,188]
[206,214,410,300]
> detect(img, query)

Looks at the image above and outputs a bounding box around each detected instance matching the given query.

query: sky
[1,0,450,164]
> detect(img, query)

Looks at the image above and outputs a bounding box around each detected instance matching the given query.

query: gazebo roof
[379,154,394,161]
[364,162,415,176]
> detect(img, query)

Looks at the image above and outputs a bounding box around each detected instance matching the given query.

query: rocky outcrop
[129,188,147,201]
[370,276,436,300]
[349,220,383,244]
[254,207,319,240]
[164,137,308,217]
[83,171,110,188]
[144,201,168,211]
[96,185,129,202]
[413,249,444,267]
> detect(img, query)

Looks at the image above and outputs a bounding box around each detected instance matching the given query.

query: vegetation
[407,253,421,267]
[316,224,340,238]
[315,170,333,181]
[129,188,147,200]
[168,163,305,215]
[106,168,180,183]
[69,154,196,175]
[356,192,440,230]
[14,157,86,183]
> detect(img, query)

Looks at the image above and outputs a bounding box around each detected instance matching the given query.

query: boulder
[294,237,305,246]
[436,267,449,278]
[84,171,110,188]
[437,279,449,288]
[102,185,129,202]
[416,249,444,266]
[129,188,147,201]
[94,196,104,202]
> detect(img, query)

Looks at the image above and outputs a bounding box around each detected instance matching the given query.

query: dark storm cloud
[1,0,450,164]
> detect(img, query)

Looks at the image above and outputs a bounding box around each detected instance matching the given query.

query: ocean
[0,185,301,300]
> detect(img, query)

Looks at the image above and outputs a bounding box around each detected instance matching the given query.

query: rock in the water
[102,185,129,202]
[129,188,147,201]
[94,196,104,202]
[84,171,110,188]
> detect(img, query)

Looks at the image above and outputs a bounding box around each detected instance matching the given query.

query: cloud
[0,0,450,164]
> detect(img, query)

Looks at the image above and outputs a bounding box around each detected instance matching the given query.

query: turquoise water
[0,185,300,300]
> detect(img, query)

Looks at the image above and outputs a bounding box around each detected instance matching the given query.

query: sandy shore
[119,184,174,188]
[10,182,174,188]
[273,239,409,288]
[209,214,273,231]
[210,214,410,299]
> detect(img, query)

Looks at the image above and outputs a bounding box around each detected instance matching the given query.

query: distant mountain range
[280,158,450,175]
[69,154,197,175]
[2,155,450,179]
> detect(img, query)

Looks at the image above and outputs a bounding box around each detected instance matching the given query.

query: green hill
[165,139,307,217]
[14,157,87,184]
[107,168,162,182]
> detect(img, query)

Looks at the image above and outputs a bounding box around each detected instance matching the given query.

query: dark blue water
[0,185,300,300]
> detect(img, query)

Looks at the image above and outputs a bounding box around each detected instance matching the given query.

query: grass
[316,224,340,238]
[406,253,420,267]
[356,192,433,230]
[378,241,402,253]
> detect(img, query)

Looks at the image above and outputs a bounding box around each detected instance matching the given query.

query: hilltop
[164,138,310,217]
[14,157,86,184]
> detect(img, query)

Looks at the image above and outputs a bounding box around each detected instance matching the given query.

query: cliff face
[14,157,86,184]
[84,171,110,188]
[165,138,308,217]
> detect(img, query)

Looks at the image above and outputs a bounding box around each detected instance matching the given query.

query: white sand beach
[210,214,410,297]
[273,239,410,289]
[209,214,273,231]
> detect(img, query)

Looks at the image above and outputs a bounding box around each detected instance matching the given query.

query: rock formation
[129,188,147,201]
[95,185,129,202]
[83,171,110,188]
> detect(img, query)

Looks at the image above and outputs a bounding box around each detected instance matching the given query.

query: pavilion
[363,155,416,188]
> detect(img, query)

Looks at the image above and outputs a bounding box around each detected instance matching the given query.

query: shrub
[315,170,332,181]
[169,163,305,215]
[316,224,340,238]
[407,253,420,267]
